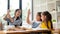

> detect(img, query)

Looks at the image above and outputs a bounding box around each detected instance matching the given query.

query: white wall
[33,0,60,20]
[33,0,47,20]
[33,0,60,29]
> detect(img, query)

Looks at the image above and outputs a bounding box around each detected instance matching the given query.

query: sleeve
[13,18,22,26]
[32,22,40,28]
[5,18,11,22]
[32,21,42,28]
[29,20,34,25]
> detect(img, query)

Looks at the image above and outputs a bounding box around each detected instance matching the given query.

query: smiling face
[36,12,42,21]
[41,14,46,21]
[41,11,53,29]
[15,9,21,17]
[36,14,41,21]
[41,11,52,22]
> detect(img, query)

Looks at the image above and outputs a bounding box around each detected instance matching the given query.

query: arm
[3,10,10,21]
[3,15,7,21]
[9,16,14,23]
[3,10,14,23]
[26,9,31,24]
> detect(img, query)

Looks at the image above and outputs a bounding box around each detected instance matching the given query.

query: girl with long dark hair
[40,11,53,29]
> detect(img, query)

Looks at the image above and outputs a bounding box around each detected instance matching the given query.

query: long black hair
[14,9,22,26]
[15,9,20,20]
[37,12,42,21]
[42,11,53,29]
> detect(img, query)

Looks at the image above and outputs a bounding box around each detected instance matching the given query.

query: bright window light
[10,0,19,17]
[22,0,32,27]
[0,0,7,22]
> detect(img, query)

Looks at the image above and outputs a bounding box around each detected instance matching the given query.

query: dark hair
[37,12,42,21]
[42,11,53,29]
[15,9,20,13]
[15,9,20,20]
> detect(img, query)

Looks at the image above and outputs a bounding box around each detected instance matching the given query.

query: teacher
[4,9,22,26]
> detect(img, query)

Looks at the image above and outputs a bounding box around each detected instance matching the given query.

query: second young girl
[26,9,42,28]
[40,11,53,30]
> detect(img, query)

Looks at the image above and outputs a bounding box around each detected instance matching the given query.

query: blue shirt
[5,17,22,26]
[32,21,41,28]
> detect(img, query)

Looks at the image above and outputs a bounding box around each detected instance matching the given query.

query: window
[0,0,7,23]
[10,0,19,17]
[22,0,32,27]
[0,0,32,26]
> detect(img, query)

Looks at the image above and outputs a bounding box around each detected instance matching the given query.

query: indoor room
[0,0,60,34]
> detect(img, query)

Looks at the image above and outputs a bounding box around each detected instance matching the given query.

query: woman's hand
[7,9,10,15]
[7,10,14,23]
[6,10,11,18]
[3,9,11,20]
[7,14,11,19]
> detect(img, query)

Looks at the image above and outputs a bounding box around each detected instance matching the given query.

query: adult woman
[4,9,22,26]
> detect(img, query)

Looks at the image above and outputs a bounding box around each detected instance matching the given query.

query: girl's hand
[28,9,31,15]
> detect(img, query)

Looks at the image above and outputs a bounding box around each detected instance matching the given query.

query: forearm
[9,17,14,23]
[3,15,7,20]
[26,14,31,24]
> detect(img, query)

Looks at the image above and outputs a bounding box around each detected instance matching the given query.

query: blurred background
[0,0,60,29]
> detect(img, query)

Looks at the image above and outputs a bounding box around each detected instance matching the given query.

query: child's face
[36,14,41,21]
[41,14,46,21]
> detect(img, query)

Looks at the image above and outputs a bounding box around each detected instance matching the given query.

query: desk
[52,29,60,34]
[0,26,52,34]
[0,30,51,34]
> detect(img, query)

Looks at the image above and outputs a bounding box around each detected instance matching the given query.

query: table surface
[0,26,53,34]
[0,29,51,34]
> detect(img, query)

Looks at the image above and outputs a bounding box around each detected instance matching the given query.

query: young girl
[27,9,42,28]
[40,11,53,30]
